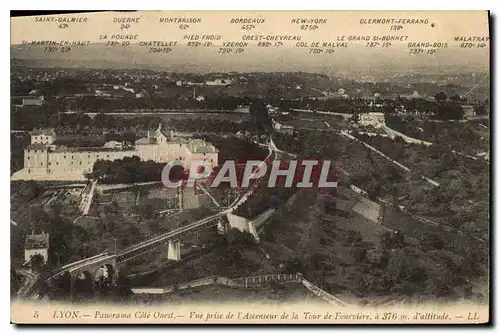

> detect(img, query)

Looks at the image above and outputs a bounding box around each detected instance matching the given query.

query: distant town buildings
[103,140,124,150]
[205,79,232,86]
[94,90,111,98]
[12,95,45,107]
[358,112,386,128]
[30,128,56,145]
[174,78,232,87]
[462,105,477,118]
[272,119,294,135]
[24,232,49,265]
[234,105,250,113]
[11,123,219,181]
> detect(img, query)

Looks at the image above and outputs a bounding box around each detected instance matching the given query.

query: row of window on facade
[28,160,95,166]
[33,136,51,141]
[27,153,114,160]
[27,168,92,174]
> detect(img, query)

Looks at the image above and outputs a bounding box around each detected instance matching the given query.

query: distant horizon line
[10,58,489,75]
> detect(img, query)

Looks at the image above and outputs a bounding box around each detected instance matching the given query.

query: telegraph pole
[54,251,62,267]
[111,237,118,254]
[83,243,90,258]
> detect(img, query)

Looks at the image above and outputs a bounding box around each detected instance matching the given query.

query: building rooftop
[191,145,218,154]
[25,233,49,249]
[12,95,44,99]
[52,146,132,153]
[31,128,56,136]
[187,139,218,153]
[26,143,49,150]
[135,137,158,145]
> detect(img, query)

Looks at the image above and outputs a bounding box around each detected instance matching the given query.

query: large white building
[11,124,219,181]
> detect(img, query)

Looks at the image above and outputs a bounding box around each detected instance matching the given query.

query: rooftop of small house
[25,233,49,249]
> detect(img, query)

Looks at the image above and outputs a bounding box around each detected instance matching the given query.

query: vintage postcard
[10,10,490,324]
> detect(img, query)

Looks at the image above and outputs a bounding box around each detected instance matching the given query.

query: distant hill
[11,42,489,76]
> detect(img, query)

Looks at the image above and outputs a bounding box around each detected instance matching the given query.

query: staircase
[79,180,97,215]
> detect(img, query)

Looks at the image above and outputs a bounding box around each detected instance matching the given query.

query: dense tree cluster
[249,101,272,133]
[168,118,251,134]
[224,229,257,265]
[262,191,487,302]
[385,116,489,155]
[433,101,465,120]
[89,156,167,184]
[10,268,22,297]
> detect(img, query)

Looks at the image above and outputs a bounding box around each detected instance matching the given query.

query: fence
[132,276,218,295]
[131,272,347,307]
[132,273,302,294]
[302,279,346,307]
[230,273,302,288]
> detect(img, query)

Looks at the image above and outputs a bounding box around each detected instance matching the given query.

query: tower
[154,122,163,137]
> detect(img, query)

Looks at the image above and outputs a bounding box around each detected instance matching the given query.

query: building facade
[24,232,50,264]
[11,124,219,181]
[358,112,386,127]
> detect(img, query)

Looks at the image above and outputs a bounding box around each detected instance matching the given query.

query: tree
[49,271,71,301]
[224,228,256,265]
[434,102,464,120]
[474,104,488,116]
[434,92,447,102]
[10,268,21,296]
[249,101,271,133]
[115,272,132,303]
[29,254,45,271]
[324,198,336,214]
[421,234,445,251]
[381,230,404,250]
[139,204,155,220]
[195,228,226,247]
[426,275,454,299]
[351,242,369,263]
[226,228,256,246]
[460,248,487,277]
[73,273,95,302]
[393,230,405,245]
